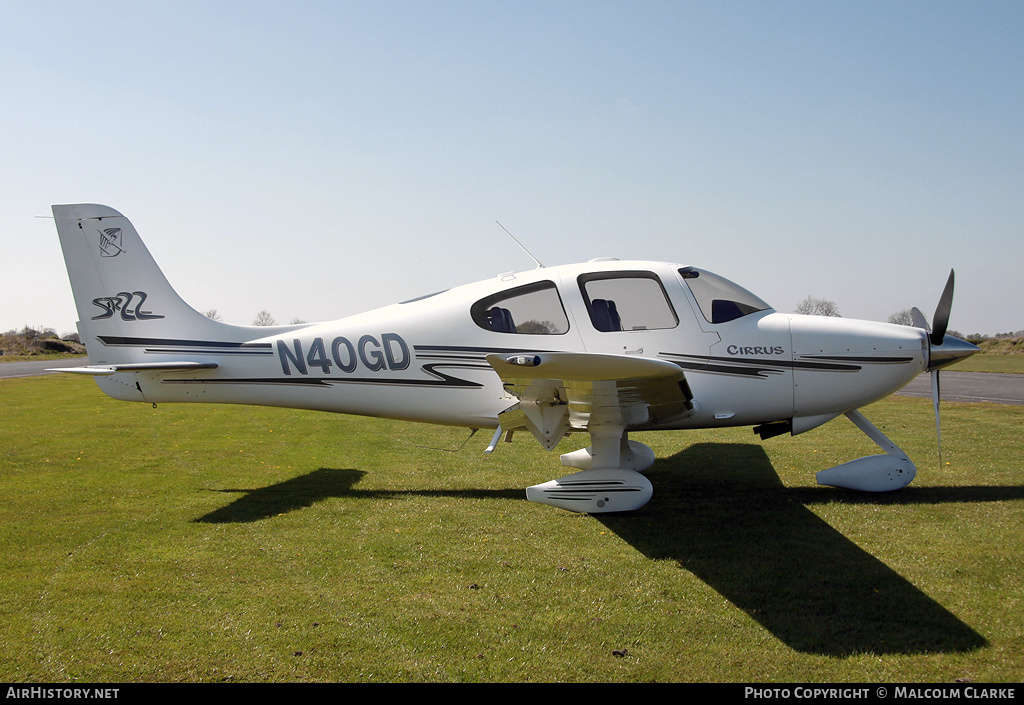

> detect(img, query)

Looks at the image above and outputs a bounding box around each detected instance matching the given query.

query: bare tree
[203,309,222,321]
[516,320,559,335]
[888,309,915,326]
[795,295,841,317]
[253,310,276,326]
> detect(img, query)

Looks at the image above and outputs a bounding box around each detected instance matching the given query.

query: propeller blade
[910,306,930,331]
[931,370,942,466]
[931,270,955,346]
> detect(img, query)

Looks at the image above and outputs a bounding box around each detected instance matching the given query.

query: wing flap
[486,352,693,448]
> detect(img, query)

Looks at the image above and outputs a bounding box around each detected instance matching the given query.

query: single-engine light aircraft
[50,204,978,513]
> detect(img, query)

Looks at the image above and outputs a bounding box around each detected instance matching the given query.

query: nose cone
[928,334,979,371]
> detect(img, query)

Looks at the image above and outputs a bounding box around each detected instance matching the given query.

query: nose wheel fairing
[815,410,917,492]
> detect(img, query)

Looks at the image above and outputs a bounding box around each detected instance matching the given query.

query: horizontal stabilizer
[48,362,219,376]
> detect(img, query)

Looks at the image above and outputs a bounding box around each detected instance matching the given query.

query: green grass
[954,353,1024,374]
[1,375,1022,682]
[956,339,1024,373]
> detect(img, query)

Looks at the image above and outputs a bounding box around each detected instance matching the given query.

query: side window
[471,281,570,335]
[578,272,678,332]
[678,267,771,324]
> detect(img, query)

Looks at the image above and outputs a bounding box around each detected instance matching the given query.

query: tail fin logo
[98,228,125,257]
[91,291,165,321]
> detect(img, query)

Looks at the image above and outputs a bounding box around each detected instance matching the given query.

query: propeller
[910,270,978,466]
[932,361,943,466]
[930,270,955,346]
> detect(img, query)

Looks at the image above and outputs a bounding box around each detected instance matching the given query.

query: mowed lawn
[1,374,1022,682]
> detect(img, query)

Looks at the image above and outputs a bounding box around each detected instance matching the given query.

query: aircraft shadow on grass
[195,442,1016,656]
[600,442,999,657]
[193,468,522,524]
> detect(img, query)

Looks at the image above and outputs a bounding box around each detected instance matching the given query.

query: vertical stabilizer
[52,204,254,366]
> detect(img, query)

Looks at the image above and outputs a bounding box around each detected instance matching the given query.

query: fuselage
[91,257,929,434]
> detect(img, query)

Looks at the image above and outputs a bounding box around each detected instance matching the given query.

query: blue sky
[3,0,1021,336]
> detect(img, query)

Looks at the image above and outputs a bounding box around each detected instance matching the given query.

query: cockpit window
[679,267,771,324]
[578,271,678,331]
[471,281,570,335]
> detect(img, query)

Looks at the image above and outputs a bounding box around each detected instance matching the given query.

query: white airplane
[50,204,979,513]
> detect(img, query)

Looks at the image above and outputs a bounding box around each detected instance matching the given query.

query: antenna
[496,221,544,269]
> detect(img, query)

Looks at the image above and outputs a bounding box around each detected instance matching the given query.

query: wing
[486,352,694,450]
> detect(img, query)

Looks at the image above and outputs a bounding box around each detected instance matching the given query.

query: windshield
[679,267,772,324]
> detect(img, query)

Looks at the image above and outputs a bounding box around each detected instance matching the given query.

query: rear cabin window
[577,271,678,332]
[471,281,570,335]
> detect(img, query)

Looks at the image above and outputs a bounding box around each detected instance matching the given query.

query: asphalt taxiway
[896,371,1024,406]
